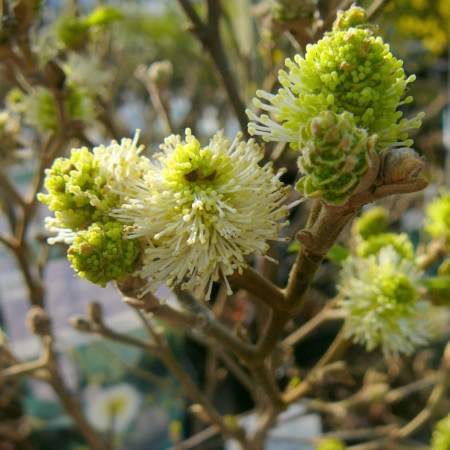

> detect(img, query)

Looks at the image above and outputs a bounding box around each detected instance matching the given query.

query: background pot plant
[0,0,449,449]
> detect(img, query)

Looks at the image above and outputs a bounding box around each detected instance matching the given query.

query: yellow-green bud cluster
[21,85,95,132]
[425,189,450,245]
[39,132,149,286]
[356,232,414,260]
[339,246,429,356]
[247,6,423,151]
[317,438,347,450]
[296,110,374,205]
[68,221,141,287]
[38,147,113,231]
[113,129,291,300]
[56,14,89,49]
[354,206,388,239]
[431,413,450,450]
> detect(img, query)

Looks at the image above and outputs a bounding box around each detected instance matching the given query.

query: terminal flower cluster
[40,129,291,297]
[247,5,423,205]
[114,129,291,299]
[247,5,422,152]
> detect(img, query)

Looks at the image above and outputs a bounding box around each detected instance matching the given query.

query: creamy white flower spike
[115,129,291,299]
[338,246,430,357]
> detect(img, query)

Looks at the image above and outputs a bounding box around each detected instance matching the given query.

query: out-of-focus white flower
[85,383,141,433]
[115,129,291,299]
[64,54,113,95]
[338,246,430,357]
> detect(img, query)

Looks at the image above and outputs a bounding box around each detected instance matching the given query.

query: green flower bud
[39,131,150,244]
[295,110,375,205]
[38,147,111,231]
[356,232,414,260]
[248,6,423,152]
[333,4,371,31]
[431,413,450,450]
[317,438,347,450]
[55,14,89,49]
[68,221,142,287]
[354,207,388,239]
[425,189,450,244]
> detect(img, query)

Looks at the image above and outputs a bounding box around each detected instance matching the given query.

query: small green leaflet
[423,277,450,289]
[326,244,350,263]
[288,241,350,263]
[85,7,124,27]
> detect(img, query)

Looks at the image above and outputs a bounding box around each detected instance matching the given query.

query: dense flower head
[354,206,388,239]
[38,147,106,232]
[114,129,291,299]
[425,189,450,244]
[247,7,423,151]
[339,246,429,356]
[431,413,450,450]
[68,221,142,287]
[38,131,150,242]
[356,232,414,260]
[296,110,375,205]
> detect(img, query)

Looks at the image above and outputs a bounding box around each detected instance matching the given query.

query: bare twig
[177,0,249,136]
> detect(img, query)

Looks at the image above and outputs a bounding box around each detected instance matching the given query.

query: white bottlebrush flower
[115,129,291,299]
[85,383,141,433]
[338,246,430,357]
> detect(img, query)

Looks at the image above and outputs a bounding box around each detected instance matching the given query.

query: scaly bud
[296,110,374,205]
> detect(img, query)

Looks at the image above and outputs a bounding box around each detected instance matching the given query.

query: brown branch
[282,306,346,348]
[395,370,448,439]
[44,337,108,450]
[135,65,173,136]
[120,310,248,446]
[0,230,15,249]
[229,266,285,310]
[367,0,390,21]
[283,328,352,404]
[177,0,249,136]
[0,167,26,208]
[174,287,256,361]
